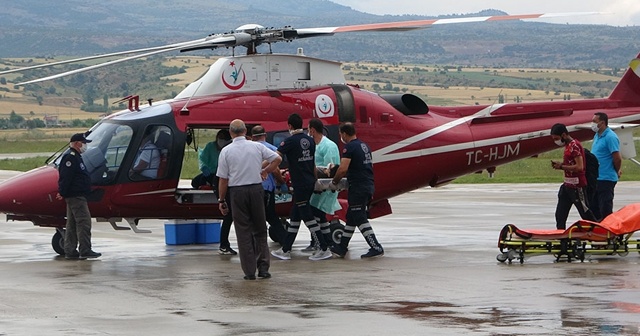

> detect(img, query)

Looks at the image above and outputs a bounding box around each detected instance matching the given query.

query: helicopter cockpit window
[63,122,134,186]
[130,126,172,181]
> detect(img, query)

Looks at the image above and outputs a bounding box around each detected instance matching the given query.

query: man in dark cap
[56,133,101,260]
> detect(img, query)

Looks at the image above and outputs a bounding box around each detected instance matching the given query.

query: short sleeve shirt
[217,137,279,187]
[343,138,374,190]
[592,127,620,182]
[563,139,587,188]
[278,132,316,188]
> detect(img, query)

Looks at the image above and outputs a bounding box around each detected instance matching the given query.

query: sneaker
[271,248,291,260]
[301,244,316,253]
[309,249,332,261]
[360,248,384,259]
[257,272,272,279]
[64,251,86,260]
[219,246,238,255]
[80,251,102,259]
[330,245,347,258]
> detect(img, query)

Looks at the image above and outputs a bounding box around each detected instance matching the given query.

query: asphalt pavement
[0,169,639,335]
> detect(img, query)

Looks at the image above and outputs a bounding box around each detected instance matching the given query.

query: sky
[331,0,640,26]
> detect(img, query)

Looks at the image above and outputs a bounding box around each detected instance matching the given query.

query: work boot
[80,250,102,259]
[361,248,384,259]
[364,233,384,254]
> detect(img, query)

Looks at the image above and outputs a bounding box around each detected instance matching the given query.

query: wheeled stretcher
[497,203,640,264]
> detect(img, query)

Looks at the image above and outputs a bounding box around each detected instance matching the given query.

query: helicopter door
[129,125,173,180]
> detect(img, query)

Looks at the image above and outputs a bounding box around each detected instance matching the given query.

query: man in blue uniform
[330,122,384,258]
[271,113,332,261]
[56,133,101,260]
[591,112,622,220]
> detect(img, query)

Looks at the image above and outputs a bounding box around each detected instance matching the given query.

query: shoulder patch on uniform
[70,151,76,156]
[65,161,72,167]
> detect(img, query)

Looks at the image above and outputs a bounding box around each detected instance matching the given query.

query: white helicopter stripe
[372,111,640,164]
[124,188,176,197]
[372,104,503,162]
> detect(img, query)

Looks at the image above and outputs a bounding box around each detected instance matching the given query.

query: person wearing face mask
[549,123,597,230]
[56,133,101,260]
[590,112,622,221]
[271,113,333,261]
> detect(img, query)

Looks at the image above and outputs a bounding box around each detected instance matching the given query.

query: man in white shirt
[217,119,282,280]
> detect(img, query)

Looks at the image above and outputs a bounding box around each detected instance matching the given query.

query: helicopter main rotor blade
[15,36,237,85]
[296,12,600,37]
[0,38,211,76]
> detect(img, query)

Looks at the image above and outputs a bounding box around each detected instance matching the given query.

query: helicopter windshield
[53,121,134,185]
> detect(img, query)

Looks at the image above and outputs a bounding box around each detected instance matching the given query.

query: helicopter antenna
[180,81,204,115]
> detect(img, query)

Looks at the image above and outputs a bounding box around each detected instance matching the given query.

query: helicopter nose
[0,166,62,217]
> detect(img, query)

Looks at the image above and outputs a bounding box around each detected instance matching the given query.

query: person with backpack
[549,123,598,230]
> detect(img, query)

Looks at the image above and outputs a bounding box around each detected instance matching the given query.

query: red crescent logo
[221,65,246,90]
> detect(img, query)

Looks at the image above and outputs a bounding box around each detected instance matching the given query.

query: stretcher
[497,203,640,264]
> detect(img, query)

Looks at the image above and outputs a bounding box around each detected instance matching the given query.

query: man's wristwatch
[218,199,226,203]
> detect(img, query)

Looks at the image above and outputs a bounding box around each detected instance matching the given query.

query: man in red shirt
[550,123,597,230]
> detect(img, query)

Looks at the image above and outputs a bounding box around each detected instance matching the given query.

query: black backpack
[583,148,599,199]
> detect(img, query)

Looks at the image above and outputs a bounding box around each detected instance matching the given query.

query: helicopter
[1,12,640,255]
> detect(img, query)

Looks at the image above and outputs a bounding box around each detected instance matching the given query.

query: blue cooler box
[196,220,221,244]
[164,220,197,245]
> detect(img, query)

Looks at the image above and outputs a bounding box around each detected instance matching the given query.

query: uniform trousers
[229,184,269,277]
[64,196,93,255]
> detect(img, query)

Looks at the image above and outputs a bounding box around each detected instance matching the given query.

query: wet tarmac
[1,171,640,335]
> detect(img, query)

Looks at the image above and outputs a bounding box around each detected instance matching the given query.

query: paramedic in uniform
[271,113,332,261]
[550,123,597,230]
[330,122,384,258]
[216,119,282,280]
[56,133,101,260]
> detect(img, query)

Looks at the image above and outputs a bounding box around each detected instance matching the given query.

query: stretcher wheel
[496,253,508,263]
[618,251,629,257]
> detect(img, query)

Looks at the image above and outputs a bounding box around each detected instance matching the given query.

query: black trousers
[555,185,597,230]
[264,189,285,244]
[594,180,617,221]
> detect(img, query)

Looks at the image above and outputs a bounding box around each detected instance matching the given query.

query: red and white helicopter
[1,12,640,255]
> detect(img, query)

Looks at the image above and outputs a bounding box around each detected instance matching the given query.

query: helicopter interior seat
[154,131,172,178]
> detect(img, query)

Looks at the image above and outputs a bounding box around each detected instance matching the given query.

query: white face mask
[340,136,346,144]
[80,143,88,153]
[554,139,564,147]
[591,122,600,133]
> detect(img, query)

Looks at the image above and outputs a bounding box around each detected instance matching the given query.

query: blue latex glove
[279,184,289,194]
[202,166,211,177]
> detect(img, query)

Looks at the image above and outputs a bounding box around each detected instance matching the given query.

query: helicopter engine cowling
[379,94,429,116]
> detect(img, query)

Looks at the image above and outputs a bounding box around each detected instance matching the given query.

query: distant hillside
[1,0,640,68]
